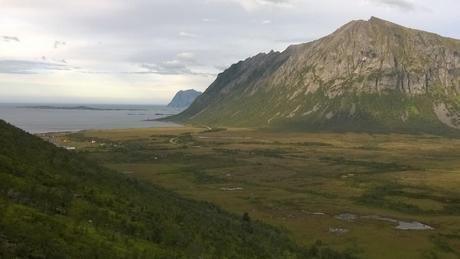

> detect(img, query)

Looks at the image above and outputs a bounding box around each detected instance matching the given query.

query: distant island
[18,105,147,111]
[167,89,202,108]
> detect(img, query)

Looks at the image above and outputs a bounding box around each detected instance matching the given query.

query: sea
[0,103,184,134]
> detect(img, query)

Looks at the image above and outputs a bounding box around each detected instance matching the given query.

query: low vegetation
[48,126,460,258]
[0,120,355,258]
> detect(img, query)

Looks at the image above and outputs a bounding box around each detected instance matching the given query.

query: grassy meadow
[45,127,460,258]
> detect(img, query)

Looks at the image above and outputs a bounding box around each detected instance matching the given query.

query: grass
[47,127,460,258]
[3,121,329,259]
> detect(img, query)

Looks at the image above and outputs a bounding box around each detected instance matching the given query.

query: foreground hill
[167,89,202,108]
[169,17,460,134]
[0,120,350,258]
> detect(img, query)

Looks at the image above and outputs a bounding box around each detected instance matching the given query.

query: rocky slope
[167,89,202,108]
[169,17,460,133]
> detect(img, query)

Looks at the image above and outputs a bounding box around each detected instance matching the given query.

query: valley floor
[45,127,460,258]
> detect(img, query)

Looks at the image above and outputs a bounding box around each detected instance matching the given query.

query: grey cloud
[370,0,416,11]
[0,0,457,79]
[54,40,66,48]
[140,60,208,75]
[202,18,217,23]
[258,0,293,5]
[176,52,196,61]
[0,60,71,74]
[235,0,296,8]
[1,36,20,42]
[214,65,229,72]
[179,32,198,38]
[140,62,191,75]
[1,0,299,71]
[138,51,216,76]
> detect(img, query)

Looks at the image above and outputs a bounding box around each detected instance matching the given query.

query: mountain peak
[335,16,403,35]
[167,89,202,108]
[368,16,387,23]
[367,16,406,29]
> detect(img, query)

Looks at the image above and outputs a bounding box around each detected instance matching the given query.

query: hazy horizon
[0,100,173,106]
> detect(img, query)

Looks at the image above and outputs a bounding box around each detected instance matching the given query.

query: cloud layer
[0,0,459,103]
[0,60,70,74]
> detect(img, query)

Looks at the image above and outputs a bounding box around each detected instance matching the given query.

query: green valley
[0,120,347,258]
[46,126,460,258]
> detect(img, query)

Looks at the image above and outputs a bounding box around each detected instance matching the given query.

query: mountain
[168,17,460,134]
[167,89,202,108]
[0,120,339,258]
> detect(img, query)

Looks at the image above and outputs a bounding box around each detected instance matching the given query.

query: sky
[1,0,459,104]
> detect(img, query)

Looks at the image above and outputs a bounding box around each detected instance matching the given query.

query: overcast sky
[1,0,459,104]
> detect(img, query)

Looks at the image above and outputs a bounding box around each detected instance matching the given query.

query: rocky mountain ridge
[169,17,460,133]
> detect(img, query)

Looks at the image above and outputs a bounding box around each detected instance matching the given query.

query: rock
[335,213,357,221]
[167,89,202,108]
[329,227,349,235]
[220,187,243,191]
[395,221,433,230]
[168,17,460,134]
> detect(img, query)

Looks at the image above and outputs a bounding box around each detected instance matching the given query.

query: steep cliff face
[171,17,460,133]
[167,89,202,108]
[275,17,460,96]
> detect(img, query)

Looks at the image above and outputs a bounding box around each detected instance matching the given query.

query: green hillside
[0,120,351,258]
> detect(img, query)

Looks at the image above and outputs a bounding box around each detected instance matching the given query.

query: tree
[242,212,251,223]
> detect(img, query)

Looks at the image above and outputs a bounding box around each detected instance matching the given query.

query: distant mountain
[0,120,316,258]
[168,17,460,134]
[167,89,202,108]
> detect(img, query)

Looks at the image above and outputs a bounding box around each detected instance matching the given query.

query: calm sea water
[0,103,184,133]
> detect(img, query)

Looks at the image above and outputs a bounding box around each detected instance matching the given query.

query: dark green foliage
[271,91,460,135]
[356,182,460,215]
[319,156,416,173]
[0,120,356,258]
[168,74,460,135]
[242,212,251,223]
[201,128,227,133]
